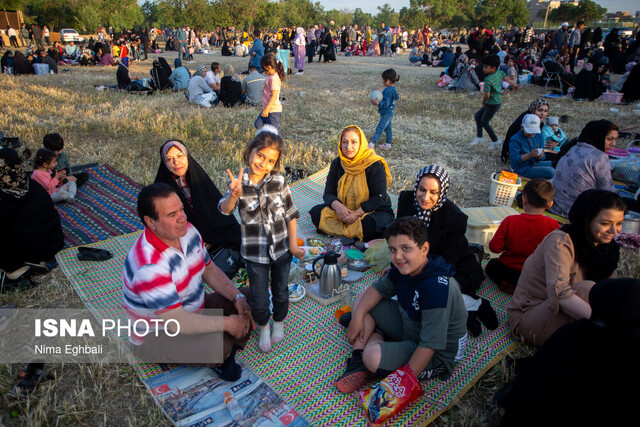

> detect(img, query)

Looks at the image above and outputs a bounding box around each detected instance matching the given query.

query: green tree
[352,7,373,28]
[547,3,579,23]
[375,3,399,28]
[577,0,607,22]
[475,0,528,28]
[142,0,160,28]
[0,0,25,9]
[280,0,323,28]
[399,6,427,30]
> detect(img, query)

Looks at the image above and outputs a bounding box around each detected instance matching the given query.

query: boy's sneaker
[470,137,484,146]
[488,140,502,150]
[378,143,392,150]
[335,353,370,393]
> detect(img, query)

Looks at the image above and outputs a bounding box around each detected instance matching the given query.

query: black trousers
[485,258,520,294]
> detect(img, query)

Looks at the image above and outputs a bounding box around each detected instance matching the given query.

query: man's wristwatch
[232,293,246,303]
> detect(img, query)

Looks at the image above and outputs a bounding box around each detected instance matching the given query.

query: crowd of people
[2,17,640,423]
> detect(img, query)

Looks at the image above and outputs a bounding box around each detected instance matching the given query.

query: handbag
[211,247,244,279]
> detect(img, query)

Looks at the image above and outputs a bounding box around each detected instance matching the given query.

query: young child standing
[470,54,519,149]
[31,148,77,203]
[255,53,285,133]
[485,179,559,294]
[369,68,399,150]
[219,127,305,353]
[335,217,467,393]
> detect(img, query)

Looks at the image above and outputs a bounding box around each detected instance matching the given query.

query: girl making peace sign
[219,126,305,353]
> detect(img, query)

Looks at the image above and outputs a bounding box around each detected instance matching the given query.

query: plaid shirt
[219,169,299,264]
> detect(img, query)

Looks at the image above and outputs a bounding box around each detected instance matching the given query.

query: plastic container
[479,82,484,92]
[608,148,629,158]
[33,63,50,76]
[224,391,243,421]
[627,140,640,156]
[602,91,623,104]
[461,206,519,257]
[489,172,521,206]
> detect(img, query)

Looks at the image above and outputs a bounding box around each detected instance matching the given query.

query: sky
[315,0,636,15]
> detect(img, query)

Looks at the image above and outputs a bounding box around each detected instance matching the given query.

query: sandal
[77,247,113,262]
[13,363,55,397]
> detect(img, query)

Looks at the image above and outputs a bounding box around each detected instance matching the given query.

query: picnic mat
[55,167,518,426]
[55,164,144,248]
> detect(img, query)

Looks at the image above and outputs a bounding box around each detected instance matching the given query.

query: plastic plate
[288,283,306,302]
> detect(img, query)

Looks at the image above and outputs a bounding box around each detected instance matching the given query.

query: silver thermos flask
[312,251,341,297]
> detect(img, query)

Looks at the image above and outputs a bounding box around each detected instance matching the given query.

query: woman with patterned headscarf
[187,65,217,107]
[0,148,63,286]
[500,98,549,163]
[397,165,498,336]
[309,125,394,242]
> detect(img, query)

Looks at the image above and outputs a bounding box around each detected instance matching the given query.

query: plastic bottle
[224,391,243,421]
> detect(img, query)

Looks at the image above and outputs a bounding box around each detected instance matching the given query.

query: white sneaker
[470,137,484,146]
[488,140,502,150]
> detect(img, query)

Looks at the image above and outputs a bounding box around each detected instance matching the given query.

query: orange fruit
[297,238,304,246]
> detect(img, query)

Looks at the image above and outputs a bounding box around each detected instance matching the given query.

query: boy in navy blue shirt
[369,68,399,150]
[335,217,468,393]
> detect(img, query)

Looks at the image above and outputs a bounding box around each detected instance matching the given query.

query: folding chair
[542,60,563,92]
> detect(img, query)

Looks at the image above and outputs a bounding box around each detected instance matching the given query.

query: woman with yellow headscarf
[309,125,394,242]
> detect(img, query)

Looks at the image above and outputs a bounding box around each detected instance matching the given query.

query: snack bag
[363,239,389,273]
[359,364,423,425]
[498,170,518,185]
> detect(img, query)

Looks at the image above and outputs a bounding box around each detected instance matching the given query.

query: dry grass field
[1,48,638,426]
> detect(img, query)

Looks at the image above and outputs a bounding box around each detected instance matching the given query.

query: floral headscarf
[0,148,29,200]
[412,165,449,226]
[528,98,549,113]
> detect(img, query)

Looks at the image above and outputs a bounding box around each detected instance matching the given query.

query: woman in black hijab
[508,189,625,346]
[499,278,640,426]
[621,62,640,103]
[572,62,602,101]
[221,41,232,56]
[0,148,63,285]
[158,57,172,77]
[154,140,241,253]
[12,51,33,75]
[150,59,172,90]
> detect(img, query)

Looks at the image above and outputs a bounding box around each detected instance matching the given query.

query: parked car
[60,29,84,43]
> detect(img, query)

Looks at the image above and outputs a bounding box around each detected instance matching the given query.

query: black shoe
[335,352,370,393]
[466,311,482,337]
[339,311,351,328]
[477,298,499,330]
[13,363,54,397]
[77,247,113,262]
[213,357,242,382]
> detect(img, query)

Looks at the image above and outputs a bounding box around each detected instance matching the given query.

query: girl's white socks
[258,325,271,353]
[272,321,285,344]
